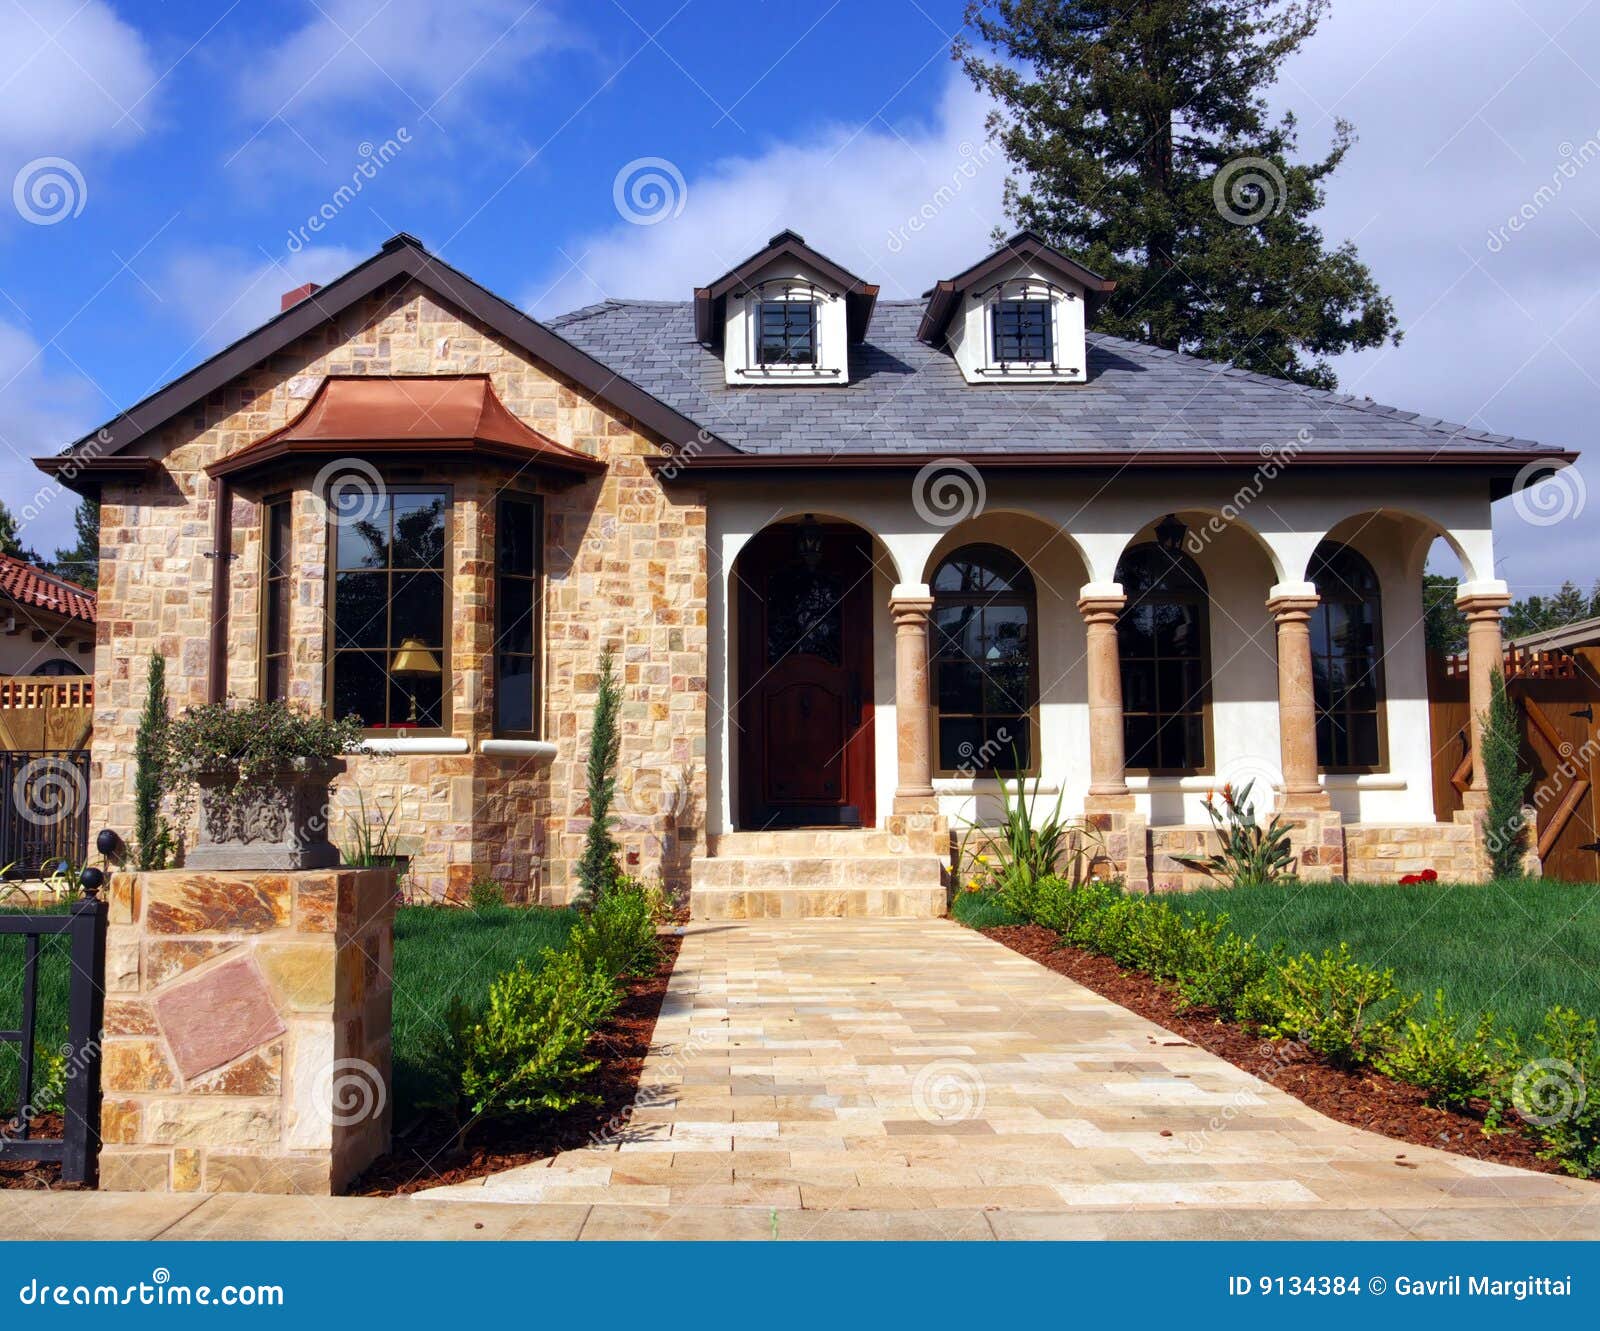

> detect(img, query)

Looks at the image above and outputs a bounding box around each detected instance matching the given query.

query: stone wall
[90,279,708,903]
[98,867,395,1194]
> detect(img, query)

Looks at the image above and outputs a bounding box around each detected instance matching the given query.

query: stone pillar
[99,867,396,1195]
[1077,583,1132,810]
[1266,583,1329,812]
[890,583,937,815]
[1457,582,1513,811]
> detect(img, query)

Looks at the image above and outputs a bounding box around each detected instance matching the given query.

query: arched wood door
[737,523,875,828]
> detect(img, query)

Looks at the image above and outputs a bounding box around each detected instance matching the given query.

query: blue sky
[3,0,1598,596]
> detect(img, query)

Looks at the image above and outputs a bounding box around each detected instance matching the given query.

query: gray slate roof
[547,298,1549,459]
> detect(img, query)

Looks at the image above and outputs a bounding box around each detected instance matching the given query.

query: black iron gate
[0,750,90,878]
[0,885,106,1184]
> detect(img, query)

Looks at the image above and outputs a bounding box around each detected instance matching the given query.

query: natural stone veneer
[99,867,395,1195]
[89,278,708,904]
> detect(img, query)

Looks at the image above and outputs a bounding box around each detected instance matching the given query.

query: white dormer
[695,230,878,388]
[918,232,1116,386]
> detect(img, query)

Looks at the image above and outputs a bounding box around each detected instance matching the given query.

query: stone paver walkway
[411,918,1600,1239]
[5,918,1596,1241]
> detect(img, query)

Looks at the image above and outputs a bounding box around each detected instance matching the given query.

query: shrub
[1482,669,1532,879]
[1170,915,1271,1020]
[1032,876,1123,944]
[1249,943,1414,1066]
[958,772,1105,914]
[468,877,508,912]
[133,653,173,871]
[1174,780,1295,887]
[1502,1006,1600,1177]
[456,949,620,1119]
[166,698,363,797]
[576,648,623,902]
[570,877,661,979]
[1377,990,1498,1108]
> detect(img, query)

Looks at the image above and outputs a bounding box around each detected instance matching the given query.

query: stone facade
[98,867,395,1194]
[89,279,708,903]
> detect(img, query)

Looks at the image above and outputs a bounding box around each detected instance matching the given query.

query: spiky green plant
[1174,779,1295,887]
[133,653,173,870]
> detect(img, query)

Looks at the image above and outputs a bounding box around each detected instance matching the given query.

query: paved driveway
[412,918,1600,1240]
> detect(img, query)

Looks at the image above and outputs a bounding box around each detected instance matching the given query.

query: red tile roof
[0,553,96,624]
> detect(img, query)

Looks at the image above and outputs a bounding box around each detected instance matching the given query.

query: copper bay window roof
[205,374,607,483]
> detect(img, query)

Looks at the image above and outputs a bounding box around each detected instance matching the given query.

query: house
[0,552,96,678]
[35,229,1573,910]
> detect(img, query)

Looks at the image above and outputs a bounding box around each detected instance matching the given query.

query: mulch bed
[0,1113,71,1191]
[983,923,1577,1178]
[352,932,682,1197]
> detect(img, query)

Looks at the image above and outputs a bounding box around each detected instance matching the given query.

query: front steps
[689,829,948,920]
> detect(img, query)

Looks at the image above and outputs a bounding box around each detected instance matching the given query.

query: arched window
[1116,543,1210,773]
[1309,542,1385,770]
[930,545,1037,775]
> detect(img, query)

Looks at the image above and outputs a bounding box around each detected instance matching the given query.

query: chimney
[280,282,322,312]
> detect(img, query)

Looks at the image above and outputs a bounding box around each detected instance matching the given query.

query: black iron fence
[0,887,106,1184]
[0,750,90,878]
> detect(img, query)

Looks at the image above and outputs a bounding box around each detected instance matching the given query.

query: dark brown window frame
[493,491,544,740]
[1116,542,1214,778]
[929,543,1041,779]
[323,480,453,737]
[1309,541,1388,775]
[260,493,292,703]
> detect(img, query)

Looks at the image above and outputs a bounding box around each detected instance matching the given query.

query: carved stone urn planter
[185,758,346,871]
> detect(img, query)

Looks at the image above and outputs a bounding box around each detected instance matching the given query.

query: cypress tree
[1481,669,1531,880]
[134,653,173,871]
[576,647,623,901]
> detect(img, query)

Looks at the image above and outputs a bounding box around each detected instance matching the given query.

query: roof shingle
[0,554,96,624]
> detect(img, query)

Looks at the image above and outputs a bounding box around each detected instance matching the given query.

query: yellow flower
[975,854,990,864]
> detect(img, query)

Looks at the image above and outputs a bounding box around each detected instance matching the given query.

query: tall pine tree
[50,498,100,591]
[959,0,1399,388]
[0,500,43,565]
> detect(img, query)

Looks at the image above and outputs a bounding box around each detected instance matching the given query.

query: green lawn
[390,903,578,1117]
[949,889,1026,929]
[1173,879,1600,1035]
[0,906,72,1115]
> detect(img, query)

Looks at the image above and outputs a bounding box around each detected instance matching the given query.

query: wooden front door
[737,523,875,828]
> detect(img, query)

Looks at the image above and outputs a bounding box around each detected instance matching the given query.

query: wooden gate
[1428,647,1600,880]
[0,676,92,752]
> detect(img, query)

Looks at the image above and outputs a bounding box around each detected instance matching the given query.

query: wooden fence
[0,676,92,752]
[1429,647,1600,881]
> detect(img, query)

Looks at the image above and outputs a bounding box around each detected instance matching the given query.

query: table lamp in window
[391,638,442,726]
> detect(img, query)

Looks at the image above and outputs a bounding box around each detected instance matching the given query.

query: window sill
[934,776,1056,795]
[480,739,558,762]
[359,737,469,756]
[1321,773,1406,791]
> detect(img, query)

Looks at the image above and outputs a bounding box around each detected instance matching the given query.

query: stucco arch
[1106,508,1286,587]
[724,507,907,587]
[1292,505,1483,585]
[919,508,1091,593]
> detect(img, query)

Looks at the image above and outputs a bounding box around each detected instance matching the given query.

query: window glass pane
[391,572,444,648]
[498,577,535,656]
[334,572,387,648]
[498,500,537,576]
[986,718,1028,770]
[336,498,390,570]
[757,301,817,365]
[939,717,983,772]
[391,492,446,568]
[266,503,293,577]
[1125,714,1158,769]
[1350,716,1381,767]
[992,300,1052,362]
[390,670,443,730]
[937,661,983,713]
[766,566,842,665]
[497,656,535,734]
[264,656,287,702]
[332,652,387,727]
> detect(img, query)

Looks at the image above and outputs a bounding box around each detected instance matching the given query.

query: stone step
[690,885,948,921]
[688,854,946,891]
[707,829,906,857]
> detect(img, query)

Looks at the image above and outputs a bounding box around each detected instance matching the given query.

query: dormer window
[992,296,1053,365]
[756,295,819,367]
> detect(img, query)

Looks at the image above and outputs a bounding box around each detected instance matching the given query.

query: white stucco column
[889,582,937,814]
[1456,579,1512,812]
[1077,581,1132,809]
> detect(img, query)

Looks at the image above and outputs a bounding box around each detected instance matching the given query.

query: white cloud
[527,74,1008,315]
[0,318,101,555]
[0,0,159,157]
[152,244,365,351]
[238,0,565,117]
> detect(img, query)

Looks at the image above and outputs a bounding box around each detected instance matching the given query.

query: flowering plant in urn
[166,699,365,870]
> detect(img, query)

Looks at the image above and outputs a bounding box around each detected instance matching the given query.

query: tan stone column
[1267,583,1329,811]
[890,583,937,814]
[1457,583,1513,811]
[1078,583,1132,809]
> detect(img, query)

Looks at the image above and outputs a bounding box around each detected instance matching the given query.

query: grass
[1173,878,1600,1034]
[949,888,1026,929]
[390,903,578,1117]
[0,904,72,1116]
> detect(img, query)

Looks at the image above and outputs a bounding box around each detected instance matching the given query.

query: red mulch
[983,923,1579,1178]
[351,932,682,1196]
[0,1112,70,1190]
